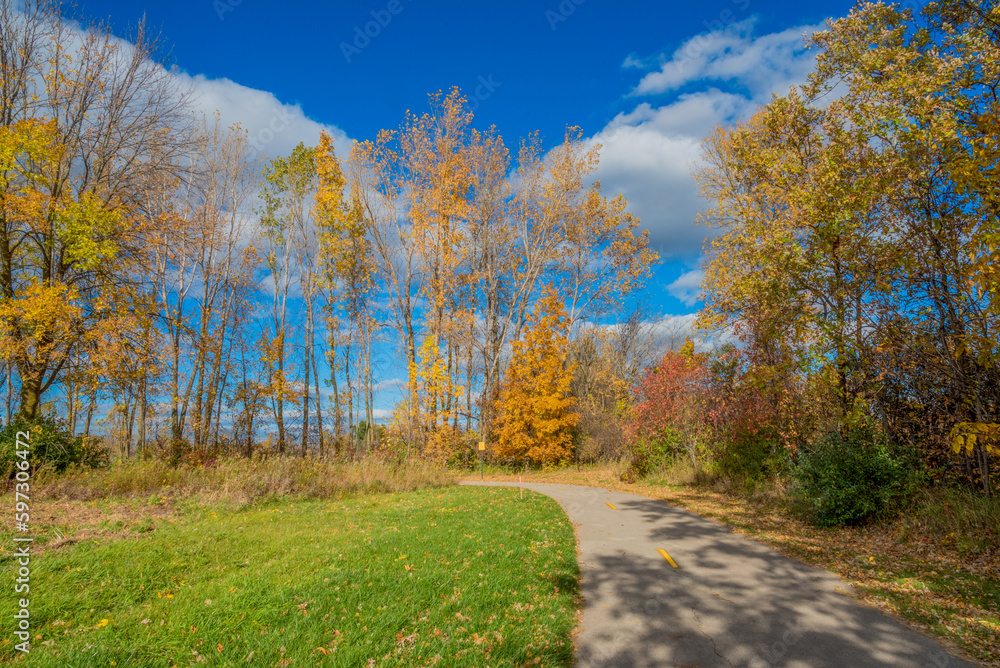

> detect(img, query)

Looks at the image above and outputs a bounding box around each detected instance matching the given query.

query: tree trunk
[202,338,225,452]
[364,322,374,448]
[170,324,182,442]
[67,377,77,434]
[313,342,324,457]
[301,305,313,458]
[466,319,474,431]
[275,328,287,453]
[137,377,146,455]
[5,363,12,425]
[330,336,341,455]
[17,372,41,421]
[345,338,353,443]
[212,364,228,451]
[192,326,208,450]
[84,389,96,437]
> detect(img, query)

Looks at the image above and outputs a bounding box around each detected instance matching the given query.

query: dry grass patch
[25,455,456,505]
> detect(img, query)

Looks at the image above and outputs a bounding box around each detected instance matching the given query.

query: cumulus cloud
[589,91,751,256]
[647,312,736,352]
[631,20,821,98]
[14,3,352,163]
[588,20,823,259]
[667,267,705,306]
[178,74,353,161]
[373,378,406,393]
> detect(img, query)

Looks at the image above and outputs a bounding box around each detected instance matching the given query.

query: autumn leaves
[0,0,656,466]
[314,90,655,464]
[0,0,665,464]
[494,290,579,466]
[695,0,1000,493]
[0,2,190,435]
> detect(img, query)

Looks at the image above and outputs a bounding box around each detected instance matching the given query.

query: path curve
[462,481,976,668]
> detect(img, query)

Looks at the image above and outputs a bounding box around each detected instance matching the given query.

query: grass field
[0,485,580,667]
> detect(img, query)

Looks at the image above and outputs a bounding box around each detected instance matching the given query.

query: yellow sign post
[478,442,485,479]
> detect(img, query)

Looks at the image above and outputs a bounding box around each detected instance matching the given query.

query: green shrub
[0,413,108,476]
[716,426,789,484]
[791,424,922,527]
[622,430,682,481]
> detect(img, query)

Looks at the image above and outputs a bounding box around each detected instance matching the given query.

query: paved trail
[463,481,976,668]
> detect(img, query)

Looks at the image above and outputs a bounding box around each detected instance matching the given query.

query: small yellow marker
[478,442,485,480]
[657,548,679,568]
[605,503,618,510]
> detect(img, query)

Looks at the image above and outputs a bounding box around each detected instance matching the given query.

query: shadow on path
[464,481,976,668]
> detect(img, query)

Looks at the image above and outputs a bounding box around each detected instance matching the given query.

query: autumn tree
[347,125,420,442]
[258,143,319,452]
[546,128,658,332]
[804,0,1000,493]
[0,0,192,421]
[316,130,376,449]
[468,126,656,442]
[630,341,711,471]
[695,0,1000,493]
[494,288,578,465]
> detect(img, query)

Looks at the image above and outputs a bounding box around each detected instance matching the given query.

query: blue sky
[66,0,863,420]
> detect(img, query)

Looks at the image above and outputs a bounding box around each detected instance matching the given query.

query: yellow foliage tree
[0,118,147,420]
[494,288,578,465]
[413,333,463,434]
[1,4,190,421]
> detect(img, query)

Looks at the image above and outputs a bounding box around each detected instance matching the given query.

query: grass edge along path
[1,485,580,667]
[468,467,1000,668]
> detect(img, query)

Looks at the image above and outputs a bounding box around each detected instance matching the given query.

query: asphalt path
[462,481,977,668]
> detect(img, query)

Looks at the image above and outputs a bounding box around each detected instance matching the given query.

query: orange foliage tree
[494,288,578,465]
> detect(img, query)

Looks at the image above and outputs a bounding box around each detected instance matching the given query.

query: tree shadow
[468,482,975,668]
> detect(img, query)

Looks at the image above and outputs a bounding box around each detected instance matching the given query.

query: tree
[494,288,578,465]
[694,0,1000,493]
[259,143,316,452]
[806,0,1000,494]
[315,130,377,450]
[546,128,657,332]
[0,1,191,420]
[696,91,890,419]
[631,342,710,471]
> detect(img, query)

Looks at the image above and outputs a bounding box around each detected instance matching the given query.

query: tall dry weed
[30,456,456,505]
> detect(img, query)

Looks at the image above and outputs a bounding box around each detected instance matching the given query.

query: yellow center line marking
[657,548,679,568]
[605,503,618,510]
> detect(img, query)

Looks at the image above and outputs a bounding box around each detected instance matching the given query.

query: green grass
[855,564,1000,664]
[1,486,580,667]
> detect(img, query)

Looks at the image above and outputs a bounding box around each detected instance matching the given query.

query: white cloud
[667,268,705,306]
[646,313,698,351]
[621,54,646,69]
[589,21,823,258]
[373,378,405,393]
[647,312,736,352]
[631,20,822,98]
[179,74,353,162]
[13,4,352,164]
